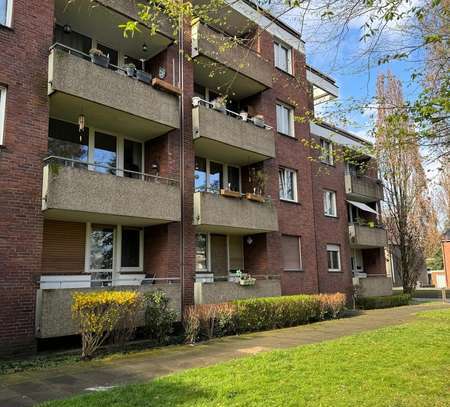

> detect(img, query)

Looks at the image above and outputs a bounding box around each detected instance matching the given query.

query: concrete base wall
[358,276,393,297]
[35,284,181,338]
[194,280,281,304]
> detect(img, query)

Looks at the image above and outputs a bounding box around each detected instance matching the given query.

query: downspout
[178,6,185,313]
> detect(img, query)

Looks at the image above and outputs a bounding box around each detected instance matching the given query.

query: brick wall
[0,0,55,356]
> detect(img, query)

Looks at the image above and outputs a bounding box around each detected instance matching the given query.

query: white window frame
[84,223,144,275]
[274,40,292,74]
[0,0,13,28]
[320,138,334,165]
[276,102,295,137]
[327,244,341,272]
[323,190,337,217]
[0,86,6,145]
[279,167,298,202]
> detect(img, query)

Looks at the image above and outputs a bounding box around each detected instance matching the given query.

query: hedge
[233,293,346,333]
[356,294,411,310]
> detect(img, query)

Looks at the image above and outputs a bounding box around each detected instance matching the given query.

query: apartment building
[0,0,389,355]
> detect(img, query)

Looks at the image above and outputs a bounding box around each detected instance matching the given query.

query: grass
[40,308,450,407]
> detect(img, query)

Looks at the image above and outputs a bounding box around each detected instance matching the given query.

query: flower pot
[240,112,248,121]
[136,70,152,84]
[239,278,256,286]
[125,66,136,77]
[253,117,265,128]
[90,54,109,68]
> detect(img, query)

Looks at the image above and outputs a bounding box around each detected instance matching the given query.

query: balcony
[48,46,179,141]
[192,99,276,165]
[348,224,387,249]
[42,157,181,226]
[345,172,384,202]
[193,192,278,234]
[306,65,339,104]
[192,22,272,99]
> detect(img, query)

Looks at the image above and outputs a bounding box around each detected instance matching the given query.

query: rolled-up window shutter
[282,235,301,270]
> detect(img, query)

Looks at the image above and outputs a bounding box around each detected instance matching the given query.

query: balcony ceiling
[49,93,173,141]
[55,0,172,60]
[194,55,267,100]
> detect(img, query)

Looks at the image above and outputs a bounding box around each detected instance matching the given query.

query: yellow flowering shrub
[72,291,142,359]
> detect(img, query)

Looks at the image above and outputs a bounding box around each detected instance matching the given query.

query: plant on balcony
[89,48,109,68]
[253,114,265,128]
[123,63,136,77]
[246,167,267,202]
[220,188,241,199]
[212,96,227,113]
[239,110,248,121]
[235,270,256,286]
[136,69,152,84]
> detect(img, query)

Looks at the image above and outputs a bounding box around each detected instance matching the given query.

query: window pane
[278,168,285,198]
[48,119,89,162]
[124,139,142,178]
[286,170,294,200]
[0,0,7,25]
[90,226,114,270]
[195,157,207,192]
[228,166,240,192]
[209,161,223,193]
[282,235,301,270]
[229,235,244,271]
[210,234,228,276]
[195,234,208,272]
[121,228,140,268]
[94,132,116,174]
[54,25,91,56]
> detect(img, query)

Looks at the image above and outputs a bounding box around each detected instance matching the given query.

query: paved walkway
[1,303,448,406]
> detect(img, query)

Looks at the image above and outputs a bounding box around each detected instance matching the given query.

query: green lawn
[41,309,450,407]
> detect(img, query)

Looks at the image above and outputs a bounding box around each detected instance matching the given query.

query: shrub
[234,293,346,333]
[143,290,177,345]
[183,303,238,343]
[356,294,411,310]
[72,291,141,359]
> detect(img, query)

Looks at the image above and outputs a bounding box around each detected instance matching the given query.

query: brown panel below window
[41,220,86,274]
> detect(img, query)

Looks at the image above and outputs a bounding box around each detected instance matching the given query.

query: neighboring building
[0,0,388,355]
[386,246,429,287]
[440,229,450,288]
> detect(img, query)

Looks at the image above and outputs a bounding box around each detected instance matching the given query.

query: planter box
[220,189,241,199]
[245,193,265,203]
[239,278,256,286]
[90,54,109,68]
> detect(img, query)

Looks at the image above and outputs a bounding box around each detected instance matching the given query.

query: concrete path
[1,303,448,406]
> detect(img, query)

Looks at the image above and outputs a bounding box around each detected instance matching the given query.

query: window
[229,235,244,271]
[48,119,89,162]
[89,225,114,271]
[124,139,142,178]
[279,167,297,202]
[97,43,118,67]
[320,138,334,165]
[0,86,6,145]
[274,41,292,73]
[276,103,294,137]
[195,234,208,272]
[323,190,337,217]
[121,227,142,269]
[54,25,91,56]
[0,0,13,27]
[194,157,241,194]
[282,235,302,271]
[94,132,117,174]
[351,249,364,274]
[327,244,341,272]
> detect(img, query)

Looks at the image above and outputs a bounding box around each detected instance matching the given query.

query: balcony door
[210,234,228,278]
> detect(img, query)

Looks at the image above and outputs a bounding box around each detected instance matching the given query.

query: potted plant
[123,63,136,77]
[253,114,265,128]
[89,48,109,68]
[220,185,241,198]
[212,96,227,113]
[237,271,256,286]
[246,168,267,202]
[136,69,152,84]
[367,220,375,228]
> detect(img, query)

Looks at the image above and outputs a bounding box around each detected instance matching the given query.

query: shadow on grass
[40,379,213,407]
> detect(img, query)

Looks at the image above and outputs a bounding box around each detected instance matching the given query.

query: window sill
[328,270,343,273]
[324,214,338,219]
[320,161,336,168]
[280,198,300,205]
[278,132,297,140]
[275,67,295,78]
[284,269,304,272]
[0,24,13,32]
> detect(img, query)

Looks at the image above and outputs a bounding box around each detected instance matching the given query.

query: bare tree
[375,71,429,293]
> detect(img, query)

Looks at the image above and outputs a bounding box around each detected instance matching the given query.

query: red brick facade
[0,3,386,355]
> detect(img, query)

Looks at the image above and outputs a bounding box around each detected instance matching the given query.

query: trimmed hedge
[356,294,411,310]
[233,293,346,333]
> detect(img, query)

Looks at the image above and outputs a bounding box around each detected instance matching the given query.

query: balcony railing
[348,223,387,248]
[345,170,384,201]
